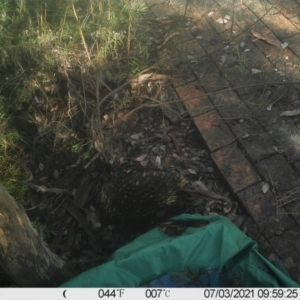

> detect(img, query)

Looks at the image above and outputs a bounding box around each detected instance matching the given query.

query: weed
[71,143,80,153]
[235,44,248,74]
[31,221,57,240]
[271,181,280,192]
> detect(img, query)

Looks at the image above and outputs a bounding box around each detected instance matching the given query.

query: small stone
[206,167,214,173]
[53,169,60,179]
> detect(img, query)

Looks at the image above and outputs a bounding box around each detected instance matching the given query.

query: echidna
[98,169,187,227]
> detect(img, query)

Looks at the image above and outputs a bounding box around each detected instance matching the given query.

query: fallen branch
[183,188,232,203]
[24,182,72,195]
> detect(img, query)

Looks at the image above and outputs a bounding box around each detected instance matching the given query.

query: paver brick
[209,89,252,120]
[211,143,260,192]
[171,63,196,87]
[227,3,257,29]
[244,2,278,17]
[237,182,296,239]
[266,119,300,162]
[205,12,235,34]
[272,227,300,283]
[177,39,206,57]
[171,0,217,27]
[270,0,300,19]
[206,2,250,34]
[175,30,194,43]
[175,83,213,117]
[190,57,229,91]
[171,0,216,17]
[256,155,300,192]
[217,32,276,91]
[247,3,299,39]
[294,161,300,171]
[191,19,225,55]
[264,47,300,82]
[276,188,300,228]
[290,15,300,29]
[247,25,300,82]
[144,0,175,17]
[253,105,282,127]
[193,110,235,152]
[284,35,300,59]
[231,120,276,161]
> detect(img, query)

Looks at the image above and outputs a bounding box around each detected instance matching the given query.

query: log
[0,183,74,286]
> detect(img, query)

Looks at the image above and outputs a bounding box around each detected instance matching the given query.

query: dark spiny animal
[98,169,187,227]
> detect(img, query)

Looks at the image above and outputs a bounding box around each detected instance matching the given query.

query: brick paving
[144,0,300,284]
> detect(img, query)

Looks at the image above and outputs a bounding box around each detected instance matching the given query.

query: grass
[31,221,57,240]
[235,44,249,75]
[0,0,153,203]
[0,102,28,202]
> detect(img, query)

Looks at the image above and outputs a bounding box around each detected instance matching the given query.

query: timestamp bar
[203,288,298,299]
[0,288,298,300]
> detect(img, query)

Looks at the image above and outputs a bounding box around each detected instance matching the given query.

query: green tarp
[61,214,299,287]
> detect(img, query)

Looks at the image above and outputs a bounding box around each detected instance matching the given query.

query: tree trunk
[0,183,74,286]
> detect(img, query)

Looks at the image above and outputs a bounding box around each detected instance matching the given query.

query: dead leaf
[155,156,161,166]
[188,168,197,174]
[102,109,137,130]
[205,200,215,209]
[140,160,148,167]
[280,109,300,117]
[86,206,101,229]
[223,206,231,214]
[130,73,170,88]
[34,95,40,103]
[216,17,228,24]
[284,257,296,268]
[53,170,60,179]
[251,30,282,49]
[206,167,214,173]
[262,182,270,194]
[168,131,181,153]
[130,133,143,139]
[251,68,262,74]
[135,153,148,162]
[192,180,209,191]
[165,156,172,164]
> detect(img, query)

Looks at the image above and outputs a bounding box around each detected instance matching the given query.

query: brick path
[144,0,300,284]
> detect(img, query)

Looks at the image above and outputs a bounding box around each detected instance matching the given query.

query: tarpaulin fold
[61,214,298,287]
